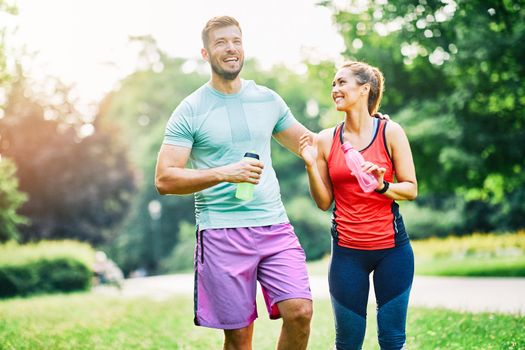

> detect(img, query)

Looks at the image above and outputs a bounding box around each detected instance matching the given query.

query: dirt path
[94,274,525,314]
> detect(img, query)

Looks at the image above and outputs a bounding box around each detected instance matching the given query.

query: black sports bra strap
[332,122,343,140]
[338,118,380,148]
[339,121,345,145]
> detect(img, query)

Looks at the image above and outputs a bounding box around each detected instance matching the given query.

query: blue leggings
[329,241,414,350]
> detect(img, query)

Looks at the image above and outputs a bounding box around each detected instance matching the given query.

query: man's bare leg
[224,323,254,350]
[276,298,313,350]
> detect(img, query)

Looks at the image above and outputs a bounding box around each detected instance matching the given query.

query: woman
[300,61,417,350]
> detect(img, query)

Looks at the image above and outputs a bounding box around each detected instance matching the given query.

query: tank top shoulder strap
[332,122,343,141]
[328,122,344,165]
[376,118,392,160]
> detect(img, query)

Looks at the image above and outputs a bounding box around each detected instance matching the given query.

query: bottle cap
[341,142,354,152]
[244,152,259,160]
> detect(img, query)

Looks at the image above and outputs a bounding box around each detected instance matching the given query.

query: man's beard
[210,60,244,81]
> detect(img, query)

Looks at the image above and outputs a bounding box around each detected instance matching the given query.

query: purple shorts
[193,223,312,329]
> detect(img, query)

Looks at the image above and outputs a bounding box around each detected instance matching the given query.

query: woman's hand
[299,133,318,167]
[361,161,386,189]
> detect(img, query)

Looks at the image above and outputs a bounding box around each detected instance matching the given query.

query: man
[155,16,313,350]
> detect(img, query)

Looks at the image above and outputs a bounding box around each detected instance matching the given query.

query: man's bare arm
[273,121,314,156]
[155,144,264,195]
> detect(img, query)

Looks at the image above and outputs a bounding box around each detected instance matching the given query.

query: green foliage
[0,75,135,244]
[323,0,525,234]
[96,37,209,273]
[0,158,27,242]
[0,240,95,298]
[0,293,523,349]
[0,240,95,266]
[0,3,24,243]
[0,0,17,86]
[286,197,332,260]
[101,59,205,272]
[158,221,195,273]
[0,258,91,298]
[398,198,464,238]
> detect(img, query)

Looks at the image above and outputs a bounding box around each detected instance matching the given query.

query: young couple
[155,16,417,350]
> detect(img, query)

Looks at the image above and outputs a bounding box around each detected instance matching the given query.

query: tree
[97,37,206,273]
[0,74,135,244]
[0,0,26,242]
[0,158,27,242]
[322,0,525,233]
[0,0,17,86]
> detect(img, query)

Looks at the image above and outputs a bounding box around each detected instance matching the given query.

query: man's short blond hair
[202,16,242,49]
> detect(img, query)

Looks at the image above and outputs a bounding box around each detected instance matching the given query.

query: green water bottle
[235,152,260,201]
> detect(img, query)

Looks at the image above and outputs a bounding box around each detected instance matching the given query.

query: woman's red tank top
[328,119,398,250]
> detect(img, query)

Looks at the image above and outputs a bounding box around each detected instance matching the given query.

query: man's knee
[281,299,313,326]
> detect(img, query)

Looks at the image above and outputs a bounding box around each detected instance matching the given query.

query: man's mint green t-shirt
[163,79,296,230]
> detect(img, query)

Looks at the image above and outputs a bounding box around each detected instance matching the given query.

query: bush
[0,240,95,298]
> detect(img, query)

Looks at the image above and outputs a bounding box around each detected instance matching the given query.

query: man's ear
[201,47,209,62]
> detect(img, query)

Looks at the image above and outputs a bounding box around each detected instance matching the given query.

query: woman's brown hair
[340,61,385,115]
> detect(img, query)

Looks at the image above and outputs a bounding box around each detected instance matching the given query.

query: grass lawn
[1,292,523,350]
[412,232,525,277]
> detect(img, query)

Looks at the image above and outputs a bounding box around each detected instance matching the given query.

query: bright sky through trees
[5,0,345,103]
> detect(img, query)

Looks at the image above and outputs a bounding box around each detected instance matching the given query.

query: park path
[95,273,525,315]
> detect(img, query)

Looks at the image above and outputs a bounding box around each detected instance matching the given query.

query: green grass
[413,231,525,277]
[1,292,523,350]
[415,256,525,277]
[308,232,525,277]
[1,233,523,349]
